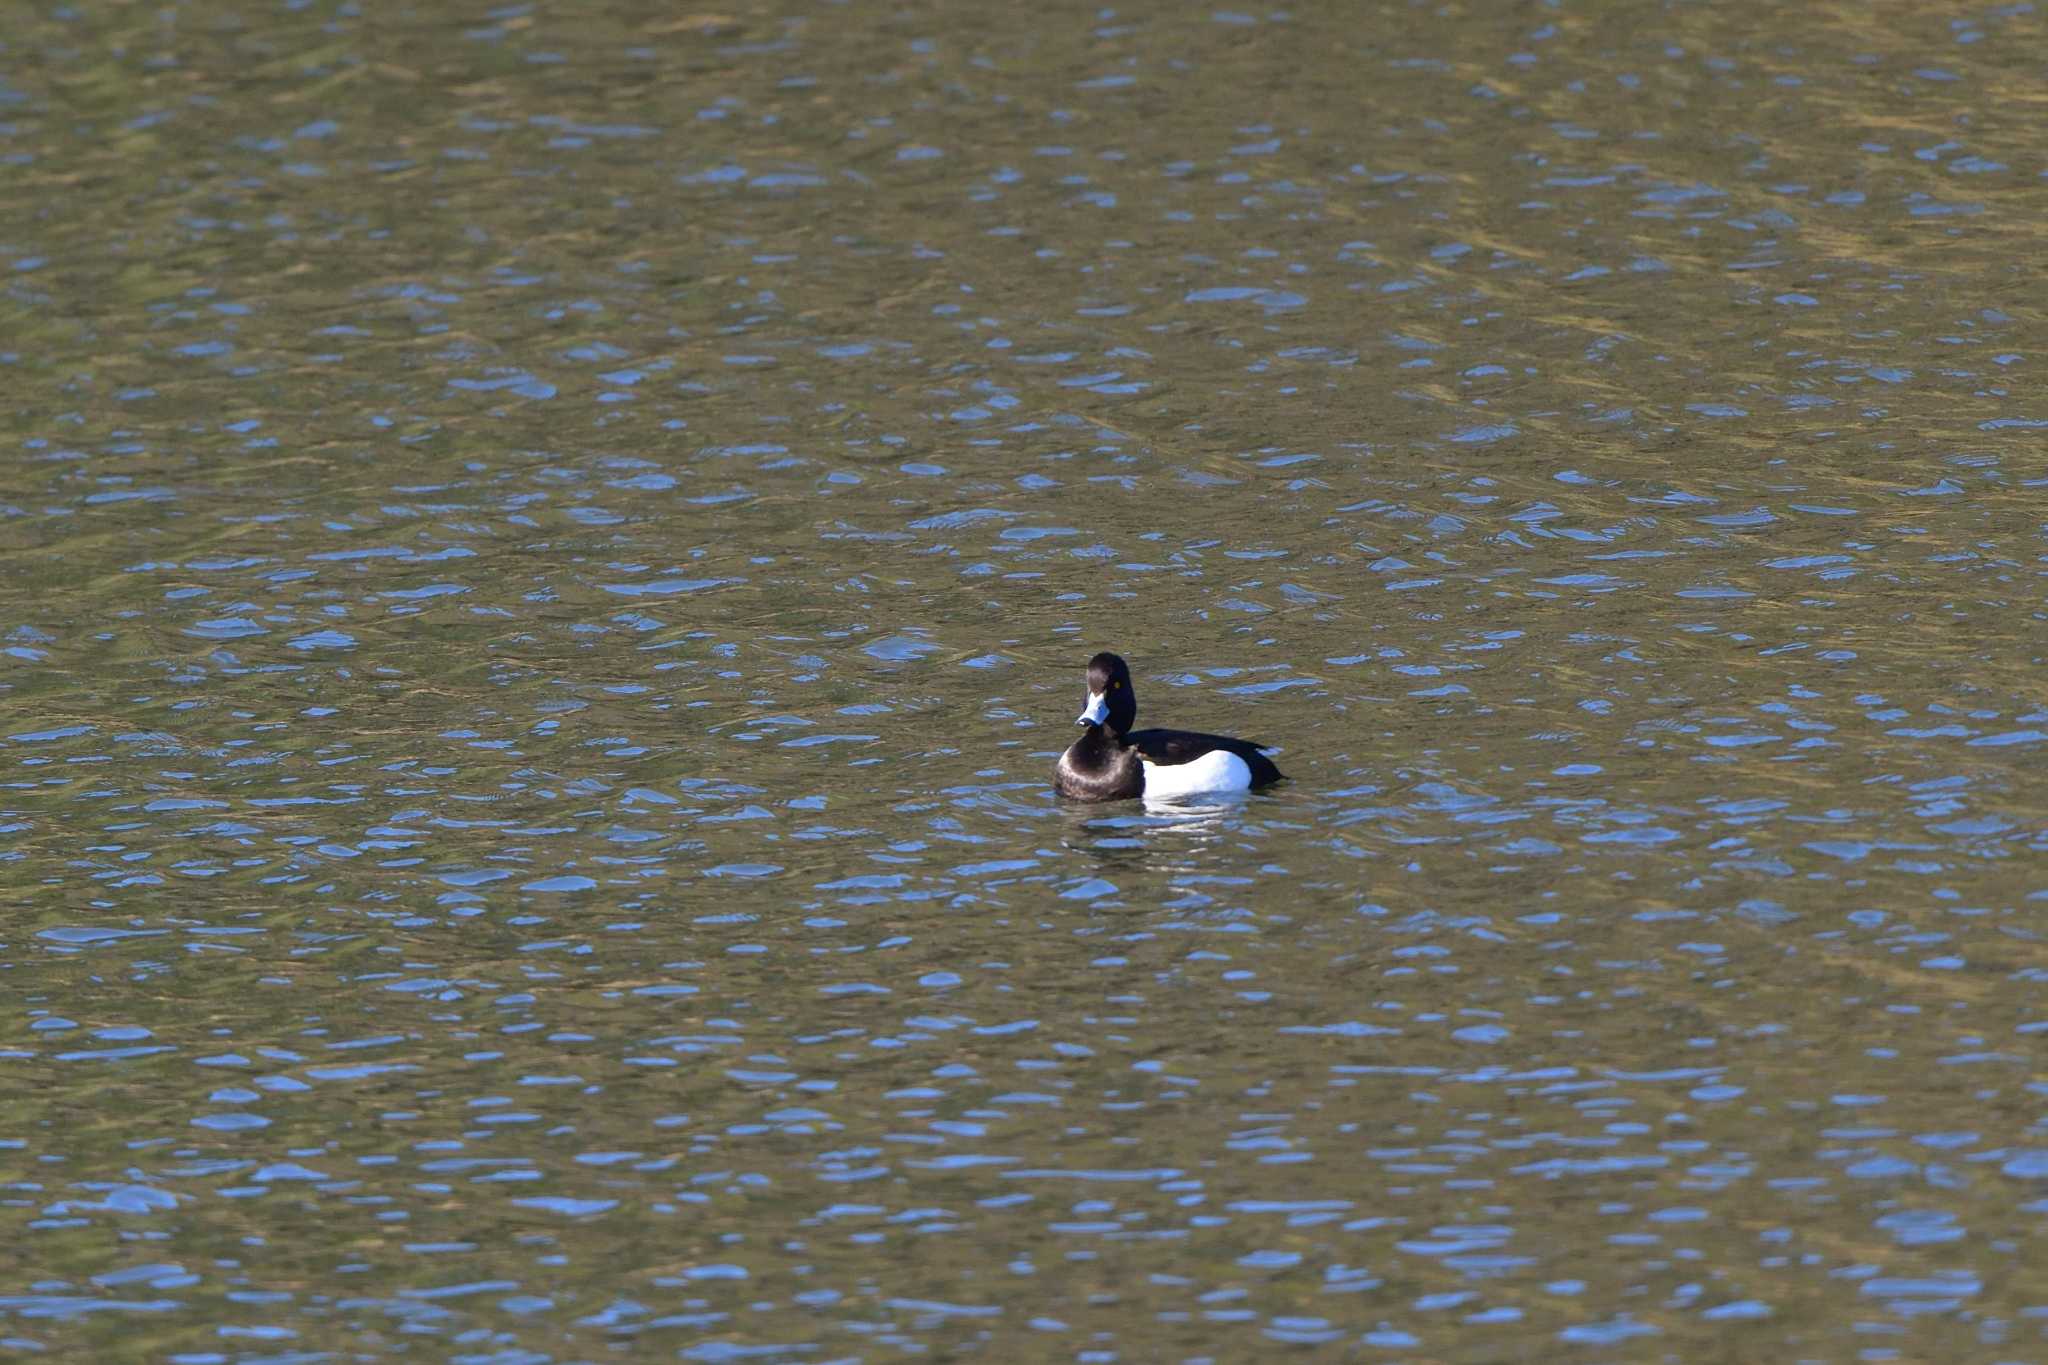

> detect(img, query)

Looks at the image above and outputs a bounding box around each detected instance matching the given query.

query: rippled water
[4,1,2047,1358]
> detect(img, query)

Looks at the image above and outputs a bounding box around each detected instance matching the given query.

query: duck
[1054,651,1285,802]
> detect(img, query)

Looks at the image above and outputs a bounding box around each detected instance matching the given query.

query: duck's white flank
[1140,750,1253,801]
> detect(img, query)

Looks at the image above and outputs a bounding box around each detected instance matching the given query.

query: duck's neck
[1081,720,1126,750]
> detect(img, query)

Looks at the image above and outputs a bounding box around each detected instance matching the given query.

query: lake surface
[3,0,2046,1358]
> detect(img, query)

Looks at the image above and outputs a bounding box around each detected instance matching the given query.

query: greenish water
[3,1,2046,1359]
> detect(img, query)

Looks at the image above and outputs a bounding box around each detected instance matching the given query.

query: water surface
[3,0,2046,1359]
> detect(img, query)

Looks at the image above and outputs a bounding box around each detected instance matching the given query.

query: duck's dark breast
[1055,733,1143,801]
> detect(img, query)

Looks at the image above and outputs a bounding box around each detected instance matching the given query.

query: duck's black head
[1077,651,1138,734]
